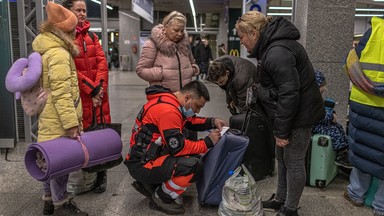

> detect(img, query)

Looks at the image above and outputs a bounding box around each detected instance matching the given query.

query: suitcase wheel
[315,180,326,188]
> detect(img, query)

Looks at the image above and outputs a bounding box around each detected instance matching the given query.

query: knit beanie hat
[46,1,77,32]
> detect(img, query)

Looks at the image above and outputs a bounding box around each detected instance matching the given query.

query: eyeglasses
[74,8,87,13]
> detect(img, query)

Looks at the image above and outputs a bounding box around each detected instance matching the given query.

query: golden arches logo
[229,49,239,57]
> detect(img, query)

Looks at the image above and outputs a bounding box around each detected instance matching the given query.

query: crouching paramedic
[124,80,228,215]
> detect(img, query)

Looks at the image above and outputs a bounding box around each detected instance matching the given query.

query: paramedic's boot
[262,194,284,211]
[93,170,107,194]
[150,190,185,215]
[54,199,88,216]
[131,181,157,198]
[43,201,54,215]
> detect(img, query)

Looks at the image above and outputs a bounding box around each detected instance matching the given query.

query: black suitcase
[229,110,275,180]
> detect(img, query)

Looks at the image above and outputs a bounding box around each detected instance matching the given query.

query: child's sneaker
[335,152,353,169]
[54,199,88,216]
[43,201,54,215]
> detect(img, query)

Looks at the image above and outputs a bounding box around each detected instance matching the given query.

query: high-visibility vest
[350,16,384,107]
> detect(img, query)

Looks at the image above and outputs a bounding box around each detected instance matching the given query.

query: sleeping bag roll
[25,128,122,181]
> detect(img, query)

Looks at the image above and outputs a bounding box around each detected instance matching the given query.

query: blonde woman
[236,11,324,216]
[136,11,199,92]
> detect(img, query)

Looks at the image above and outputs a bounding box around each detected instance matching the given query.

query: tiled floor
[0,71,373,216]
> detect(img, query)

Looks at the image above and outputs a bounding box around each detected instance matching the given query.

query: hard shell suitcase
[196,130,249,206]
[229,111,275,180]
[307,134,338,188]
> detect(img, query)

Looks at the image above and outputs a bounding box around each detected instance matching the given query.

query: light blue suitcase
[308,134,339,188]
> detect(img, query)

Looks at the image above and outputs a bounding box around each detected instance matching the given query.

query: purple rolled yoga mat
[25,128,122,181]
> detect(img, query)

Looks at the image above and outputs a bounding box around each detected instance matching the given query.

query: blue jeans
[43,174,69,204]
[275,127,312,210]
[348,168,384,215]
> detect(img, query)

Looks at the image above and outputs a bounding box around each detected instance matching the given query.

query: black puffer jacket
[248,17,324,139]
[213,55,256,114]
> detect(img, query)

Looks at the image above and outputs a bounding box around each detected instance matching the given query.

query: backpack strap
[88,30,96,42]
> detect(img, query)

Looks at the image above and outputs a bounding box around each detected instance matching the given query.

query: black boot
[149,190,185,215]
[131,181,157,198]
[262,194,284,212]
[93,170,107,194]
[43,201,54,215]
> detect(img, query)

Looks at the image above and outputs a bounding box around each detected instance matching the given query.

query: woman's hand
[92,96,102,107]
[229,101,236,109]
[275,136,289,147]
[192,64,200,76]
[92,87,103,107]
[66,126,81,139]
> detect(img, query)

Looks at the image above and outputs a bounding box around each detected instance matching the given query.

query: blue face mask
[182,99,195,117]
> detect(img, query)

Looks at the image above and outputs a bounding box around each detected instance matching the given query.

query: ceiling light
[189,0,198,32]
[268,6,292,10]
[269,6,384,12]
[356,8,384,12]
[355,14,384,17]
[266,13,293,16]
[90,0,113,10]
[267,12,383,17]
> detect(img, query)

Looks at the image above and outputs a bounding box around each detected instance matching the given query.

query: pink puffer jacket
[136,24,199,92]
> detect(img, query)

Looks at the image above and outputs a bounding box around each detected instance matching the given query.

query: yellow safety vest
[350,16,384,107]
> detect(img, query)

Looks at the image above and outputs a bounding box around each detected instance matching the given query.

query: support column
[0,0,16,148]
[118,10,140,71]
[293,0,356,126]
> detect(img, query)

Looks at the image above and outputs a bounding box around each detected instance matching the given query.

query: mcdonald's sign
[229,49,240,57]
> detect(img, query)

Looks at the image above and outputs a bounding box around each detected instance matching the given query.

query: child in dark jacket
[312,70,352,169]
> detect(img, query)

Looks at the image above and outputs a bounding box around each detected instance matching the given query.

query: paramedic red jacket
[126,85,215,162]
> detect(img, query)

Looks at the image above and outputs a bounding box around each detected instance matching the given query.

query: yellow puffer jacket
[32,23,82,142]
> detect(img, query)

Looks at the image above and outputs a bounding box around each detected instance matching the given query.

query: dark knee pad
[174,156,203,183]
